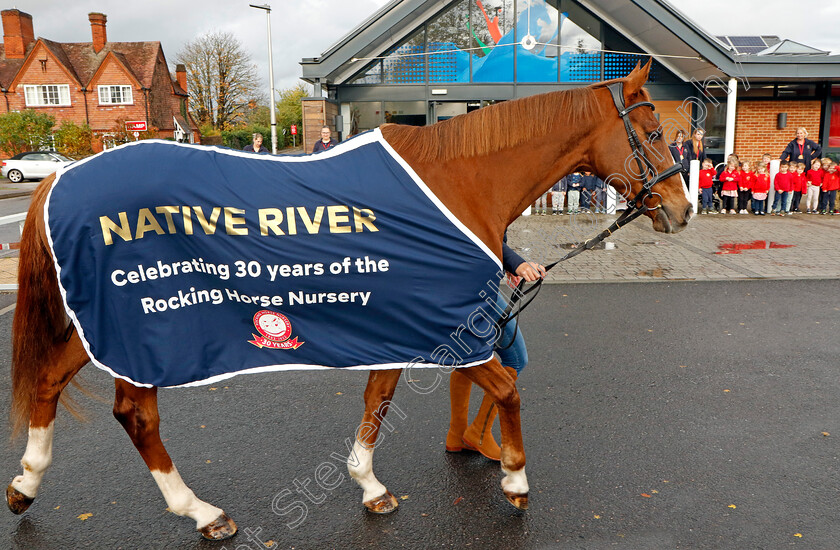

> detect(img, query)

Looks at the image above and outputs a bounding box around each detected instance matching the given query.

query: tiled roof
[45,41,162,88]
[40,39,83,84]
[109,50,143,86]
[173,114,191,133]
[0,37,164,89]
[171,77,187,96]
[102,41,162,87]
[0,44,26,88]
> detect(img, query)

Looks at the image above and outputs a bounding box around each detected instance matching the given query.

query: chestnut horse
[7,62,690,540]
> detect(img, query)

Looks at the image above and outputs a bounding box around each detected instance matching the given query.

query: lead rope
[495,81,686,345]
[494,204,646,350]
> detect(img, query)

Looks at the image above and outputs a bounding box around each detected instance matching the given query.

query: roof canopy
[301,0,840,86]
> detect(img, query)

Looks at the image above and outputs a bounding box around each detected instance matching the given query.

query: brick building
[0,9,199,154]
[300,0,840,164]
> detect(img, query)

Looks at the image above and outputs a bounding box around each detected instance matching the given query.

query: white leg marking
[150,467,223,529]
[346,439,387,502]
[501,466,529,495]
[11,422,55,498]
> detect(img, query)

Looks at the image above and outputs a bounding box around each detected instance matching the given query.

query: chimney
[88,12,107,53]
[175,64,187,93]
[1,9,35,59]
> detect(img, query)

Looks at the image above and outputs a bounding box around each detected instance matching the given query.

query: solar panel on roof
[727,36,767,47]
[735,46,768,55]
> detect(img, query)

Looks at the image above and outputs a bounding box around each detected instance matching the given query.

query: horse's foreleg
[112,380,236,540]
[7,334,88,514]
[460,359,529,510]
[350,369,402,514]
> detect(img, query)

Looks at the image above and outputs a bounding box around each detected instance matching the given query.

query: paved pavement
[0,180,838,286]
[508,209,840,282]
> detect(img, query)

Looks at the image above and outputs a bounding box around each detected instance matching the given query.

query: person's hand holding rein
[507,261,546,286]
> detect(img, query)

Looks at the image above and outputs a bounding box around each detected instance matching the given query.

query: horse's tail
[11,176,67,437]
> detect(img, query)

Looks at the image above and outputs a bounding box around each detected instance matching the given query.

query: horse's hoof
[504,491,529,510]
[6,484,34,515]
[199,512,237,540]
[364,490,399,514]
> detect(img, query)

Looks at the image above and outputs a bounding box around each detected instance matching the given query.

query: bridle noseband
[496,82,687,341]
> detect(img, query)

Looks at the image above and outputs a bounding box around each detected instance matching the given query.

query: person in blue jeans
[446,239,545,461]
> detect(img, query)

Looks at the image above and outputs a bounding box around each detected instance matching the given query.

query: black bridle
[495,82,687,342]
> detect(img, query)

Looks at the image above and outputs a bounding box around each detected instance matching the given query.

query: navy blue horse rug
[45,130,502,388]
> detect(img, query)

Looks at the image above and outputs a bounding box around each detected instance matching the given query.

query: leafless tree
[176,31,261,130]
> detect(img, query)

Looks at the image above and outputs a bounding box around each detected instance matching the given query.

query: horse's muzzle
[653,203,692,234]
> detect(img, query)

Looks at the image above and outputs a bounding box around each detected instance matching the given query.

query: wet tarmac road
[1,279,839,549]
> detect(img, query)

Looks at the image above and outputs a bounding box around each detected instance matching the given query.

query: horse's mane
[382,84,606,163]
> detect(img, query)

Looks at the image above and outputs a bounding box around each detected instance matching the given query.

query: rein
[496,82,686,340]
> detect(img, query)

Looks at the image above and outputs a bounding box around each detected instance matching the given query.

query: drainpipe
[724,77,737,159]
[2,89,8,112]
[82,88,90,125]
[142,87,150,130]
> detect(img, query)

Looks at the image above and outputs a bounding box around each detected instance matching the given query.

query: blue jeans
[751,198,765,214]
[701,188,714,210]
[772,191,788,213]
[495,292,528,374]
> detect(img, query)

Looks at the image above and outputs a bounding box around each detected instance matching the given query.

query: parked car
[1,151,75,183]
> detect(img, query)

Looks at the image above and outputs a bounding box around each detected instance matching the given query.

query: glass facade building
[348,0,674,87]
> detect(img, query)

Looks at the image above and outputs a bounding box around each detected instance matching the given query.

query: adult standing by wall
[312,126,338,154]
[668,130,690,174]
[780,127,821,167]
[669,129,700,190]
[685,127,707,165]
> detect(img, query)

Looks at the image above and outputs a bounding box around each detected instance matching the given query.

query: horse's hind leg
[7,334,88,514]
[460,358,529,510]
[112,380,236,540]
[349,369,403,514]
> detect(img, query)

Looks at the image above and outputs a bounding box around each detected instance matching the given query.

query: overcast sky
[9,0,840,95]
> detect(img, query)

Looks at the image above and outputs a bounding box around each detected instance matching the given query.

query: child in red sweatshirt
[805,159,823,213]
[738,161,755,214]
[819,163,839,214]
[790,162,807,213]
[772,161,793,216]
[752,162,770,215]
[699,158,716,214]
[719,159,740,214]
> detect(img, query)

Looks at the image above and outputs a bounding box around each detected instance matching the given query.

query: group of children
[533,171,607,215]
[698,153,840,216]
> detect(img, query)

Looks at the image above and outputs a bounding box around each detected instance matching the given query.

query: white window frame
[23,84,71,107]
[97,85,134,105]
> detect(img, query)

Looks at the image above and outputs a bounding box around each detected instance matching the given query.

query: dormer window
[23,84,71,106]
[98,85,133,105]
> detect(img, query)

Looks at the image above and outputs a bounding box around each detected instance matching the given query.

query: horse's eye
[647,130,661,142]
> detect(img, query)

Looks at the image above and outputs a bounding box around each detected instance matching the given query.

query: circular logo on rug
[253,310,292,343]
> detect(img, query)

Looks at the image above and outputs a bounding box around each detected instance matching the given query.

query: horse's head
[589,61,692,233]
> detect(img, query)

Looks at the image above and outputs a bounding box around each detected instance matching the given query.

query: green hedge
[221,126,297,150]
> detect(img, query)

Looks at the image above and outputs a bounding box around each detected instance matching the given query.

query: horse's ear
[624,58,652,98]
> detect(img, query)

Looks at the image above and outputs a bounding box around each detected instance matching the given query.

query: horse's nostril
[684,203,693,221]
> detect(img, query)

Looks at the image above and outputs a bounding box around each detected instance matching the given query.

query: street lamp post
[249,3,278,154]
